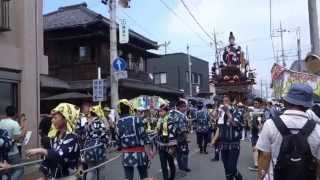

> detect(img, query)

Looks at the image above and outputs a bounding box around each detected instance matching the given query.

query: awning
[120,79,183,95]
[40,75,70,89]
[41,92,92,100]
[41,76,182,95]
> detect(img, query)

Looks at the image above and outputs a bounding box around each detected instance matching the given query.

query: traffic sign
[113,57,127,71]
[93,79,107,102]
[114,71,128,80]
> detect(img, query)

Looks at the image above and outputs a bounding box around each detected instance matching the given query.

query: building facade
[147,53,210,97]
[41,3,182,111]
[0,0,48,148]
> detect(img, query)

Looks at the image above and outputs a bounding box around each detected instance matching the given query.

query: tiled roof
[44,3,157,48]
[44,3,102,30]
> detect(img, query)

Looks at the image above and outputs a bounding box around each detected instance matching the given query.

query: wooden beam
[46,32,105,41]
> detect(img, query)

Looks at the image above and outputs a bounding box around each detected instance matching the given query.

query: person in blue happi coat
[116,99,152,180]
[187,100,197,132]
[169,100,191,172]
[0,128,13,179]
[211,95,243,180]
[156,104,177,180]
[76,104,109,180]
[195,102,211,154]
[26,103,80,180]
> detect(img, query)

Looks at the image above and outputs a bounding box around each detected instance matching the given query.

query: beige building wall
[0,0,48,149]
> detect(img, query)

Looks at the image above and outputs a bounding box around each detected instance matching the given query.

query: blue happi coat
[76,117,109,163]
[156,115,178,145]
[40,133,80,178]
[217,106,243,150]
[168,110,189,153]
[0,128,12,161]
[188,108,197,120]
[116,116,151,167]
[75,113,89,147]
[195,110,211,133]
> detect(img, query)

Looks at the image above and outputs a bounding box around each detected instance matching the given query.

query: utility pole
[276,51,279,64]
[164,41,170,55]
[269,0,272,37]
[187,45,192,97]
[297,27,302,71]
[260,79,263,98]
[265,81,269,99]
[158,41,171,55]
[213,31,219,64]
[279,22,286,67]
[109,0,119,110]
[308,0,320,54]
[246,45,249,61]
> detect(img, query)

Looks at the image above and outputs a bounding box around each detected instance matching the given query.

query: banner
[271,64,320,98]
[130,96,169,110]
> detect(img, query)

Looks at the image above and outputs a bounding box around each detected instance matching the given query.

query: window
[128,53,132,69]
[0,0,11,32]
[0,81,17,116]
[154,73,167,85]
[192,73,200,84]
[185,71,190,82]
[139,57,144,72]
[198,74,202,86]
[78,46,92,62]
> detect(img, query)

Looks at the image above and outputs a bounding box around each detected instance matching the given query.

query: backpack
[272,116,317,180]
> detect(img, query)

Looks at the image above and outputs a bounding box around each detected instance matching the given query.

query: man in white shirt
[0,106,23,180]
[256,84,320,180]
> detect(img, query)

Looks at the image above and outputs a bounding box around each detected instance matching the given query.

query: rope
[1,138,151,172]
[78,155,121,176]
[2,159,43,169]
[80,143,104,153]
[0,144,106,171]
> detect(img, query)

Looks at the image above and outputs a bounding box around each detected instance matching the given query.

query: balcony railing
[0,0,11,32]
[128,62,144,72]
[127,70,152,82]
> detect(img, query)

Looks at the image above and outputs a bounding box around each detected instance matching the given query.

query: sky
[43,0,320,96]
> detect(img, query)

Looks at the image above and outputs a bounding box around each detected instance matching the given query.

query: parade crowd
[0,83,320,180]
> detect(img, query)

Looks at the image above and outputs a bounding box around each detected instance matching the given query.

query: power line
[121,10,159,41]
[179,0,214,42]
[158,0,210,46]
[255,54,298,62]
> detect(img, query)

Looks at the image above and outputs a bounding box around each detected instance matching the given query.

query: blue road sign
[113,57,127,71]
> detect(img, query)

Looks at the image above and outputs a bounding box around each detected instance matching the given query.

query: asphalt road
[102,133,257,180]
